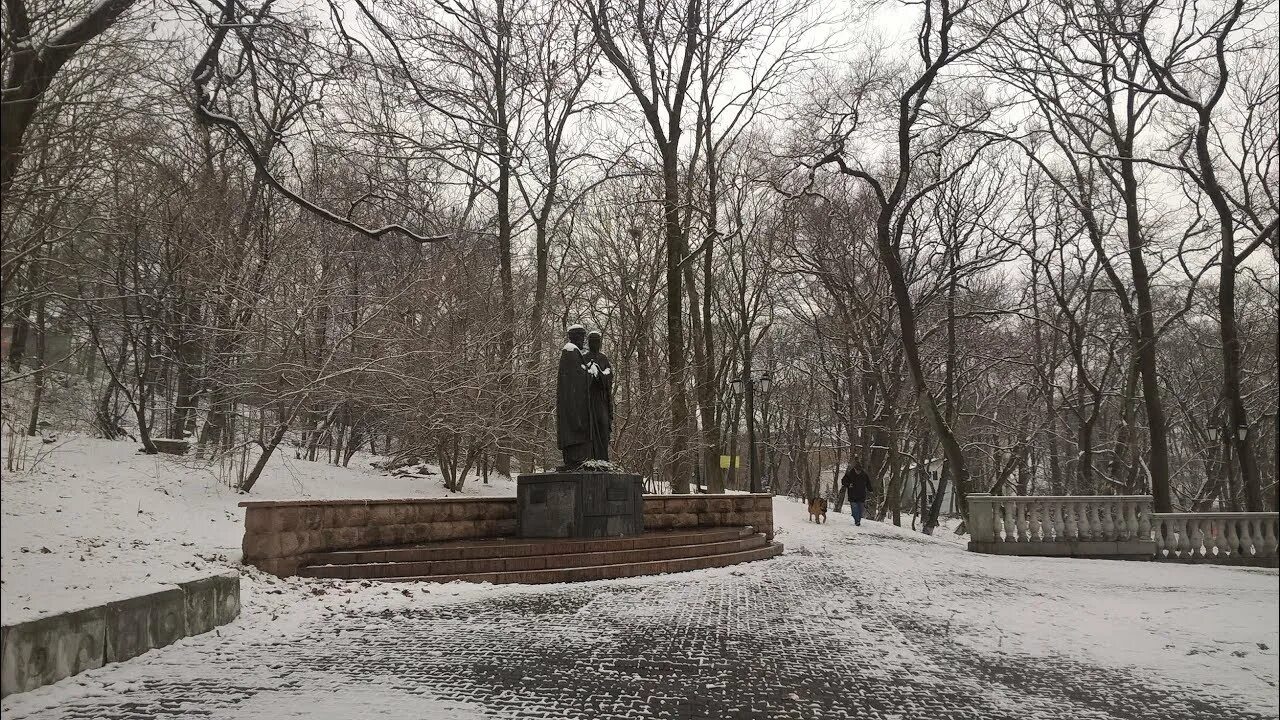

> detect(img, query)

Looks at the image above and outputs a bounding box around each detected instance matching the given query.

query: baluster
[1050,501,1064,542]
[1001,500,1016,542]
[1085,501,1100,541]
[1014,499,1029,542]
[1137,500,1152,539]
[1178,518,1195,559]
[1213,518,1232,559]
[1263,519,1279,559]
[1064,501,1078,540]
[1100,502,1116,540]
[1235,519,1252,559]
[1194,519,1210,559]
[1152,517,1167,559]
[1123,501,1139,541]
[1028,502,1042,541]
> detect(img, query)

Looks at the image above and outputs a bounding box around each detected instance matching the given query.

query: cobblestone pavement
[2,546,1272,720]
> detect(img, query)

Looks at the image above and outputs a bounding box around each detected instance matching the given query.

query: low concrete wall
[1,572,240,697]
[240,493,775,577]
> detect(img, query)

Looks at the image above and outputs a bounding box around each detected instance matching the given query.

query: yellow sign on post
[719,455,741,469]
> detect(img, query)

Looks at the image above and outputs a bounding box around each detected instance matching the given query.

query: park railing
[966,494,1155,559]
[1151,512,1280,564]
[966,493,1279,566]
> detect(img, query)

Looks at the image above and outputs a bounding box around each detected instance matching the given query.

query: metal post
[746,375,759,494]
[1224,425,1238,511]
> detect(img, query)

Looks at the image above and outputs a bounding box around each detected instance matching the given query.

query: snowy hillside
[0,435,515,624]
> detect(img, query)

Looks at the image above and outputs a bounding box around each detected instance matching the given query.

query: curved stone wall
[642,494,774,541]
[241,497,518,576]
[240,493,773,577]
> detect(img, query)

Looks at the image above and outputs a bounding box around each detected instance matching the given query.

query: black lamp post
[731,371,772,493]
[1209,419,1250,510]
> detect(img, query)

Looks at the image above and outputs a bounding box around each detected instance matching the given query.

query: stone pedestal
[517,472,644,538]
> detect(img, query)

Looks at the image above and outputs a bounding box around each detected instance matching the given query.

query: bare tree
[1,0,136,192]
[808,0,1023,527]
[1129,0,1278,510]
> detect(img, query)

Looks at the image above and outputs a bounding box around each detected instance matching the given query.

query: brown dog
[807,497,828,523]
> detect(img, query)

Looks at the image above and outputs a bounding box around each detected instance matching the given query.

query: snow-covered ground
[772,496,1279,713]
[0,434,514,624]
[1,439,1276,718]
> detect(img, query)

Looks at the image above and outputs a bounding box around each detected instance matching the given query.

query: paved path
[3,507,1276,720]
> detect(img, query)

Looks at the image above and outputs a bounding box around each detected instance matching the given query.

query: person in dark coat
[557,325,591,469]
[841,460,873,526]
[584,330,613,461]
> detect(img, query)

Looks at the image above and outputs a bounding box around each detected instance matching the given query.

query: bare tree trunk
[1120,156,1173,510]
[1132,0,1267,510]
[924,241,960,534]
[6,262,37,370]
[168,301,202,438]
[24,292,47,436]
[238,421,290,493]
[95,342,128,439]
[0,0,136,193]
[662,147,693,493]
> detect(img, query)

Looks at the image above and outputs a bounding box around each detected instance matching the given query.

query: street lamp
[730,371,772,494]
[1208,417,1249,511]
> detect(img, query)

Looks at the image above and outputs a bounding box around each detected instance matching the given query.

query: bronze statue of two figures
[518,324,639,540]
[556,325,613,469]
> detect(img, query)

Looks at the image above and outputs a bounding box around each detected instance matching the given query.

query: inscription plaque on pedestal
[517,472,644,538]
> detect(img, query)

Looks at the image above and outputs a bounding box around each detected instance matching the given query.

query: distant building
[900,457,960,515]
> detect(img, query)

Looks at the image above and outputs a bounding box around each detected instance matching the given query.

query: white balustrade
[966,494,1153,545]
[968,494,1279,565]
[1151,513,1280,563]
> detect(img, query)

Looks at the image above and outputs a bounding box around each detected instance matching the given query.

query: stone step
[300,534,770,580]
[380,542,784,585]
[306,527,753,567]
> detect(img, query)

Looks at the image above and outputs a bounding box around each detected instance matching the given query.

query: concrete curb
[1,571,240,697]
[967,540,1157,559]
